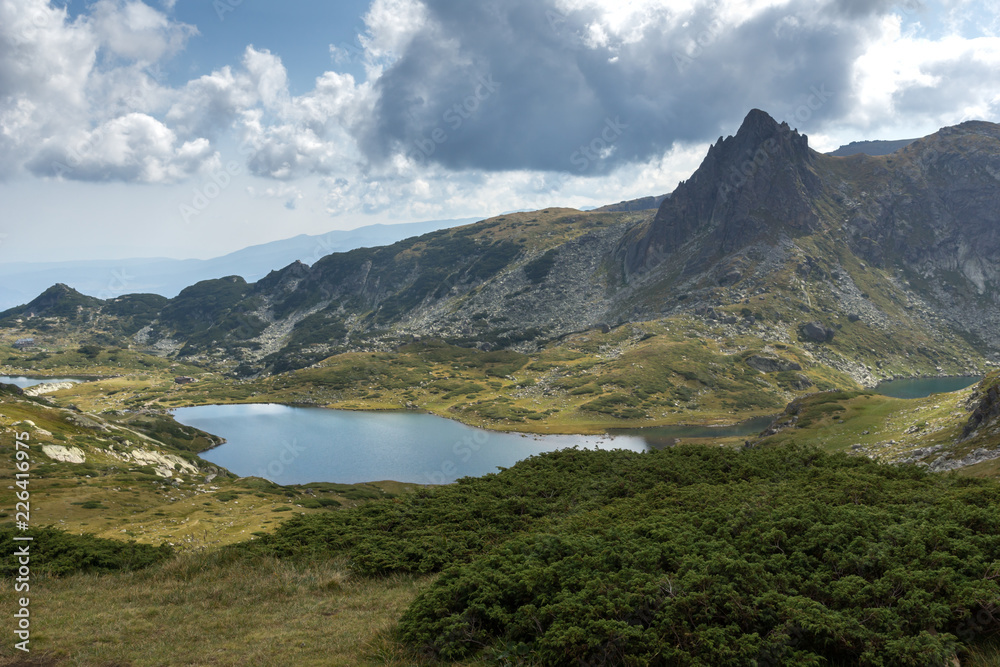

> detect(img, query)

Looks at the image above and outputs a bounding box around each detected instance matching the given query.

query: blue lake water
[172,375,986,485]
[175,404,648,485]
[610,416,778,448]
[873,376,981,399]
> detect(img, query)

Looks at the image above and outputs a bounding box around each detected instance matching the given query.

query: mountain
[827,138,918,157]
[594,194,670,212]
[4,110,999,386]
[0,218,479,311]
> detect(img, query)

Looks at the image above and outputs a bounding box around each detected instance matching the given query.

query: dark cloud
[362,0,890,174]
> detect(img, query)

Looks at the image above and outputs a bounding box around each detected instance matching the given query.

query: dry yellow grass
[0,552,444,667]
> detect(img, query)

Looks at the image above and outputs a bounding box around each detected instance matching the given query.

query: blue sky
[1,0,998,263]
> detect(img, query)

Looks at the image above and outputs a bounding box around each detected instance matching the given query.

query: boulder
[745,355,802,373]
[718,269,743,286]
[786,373,814,390]
[962,379,1000,440]
[800,321,834,343]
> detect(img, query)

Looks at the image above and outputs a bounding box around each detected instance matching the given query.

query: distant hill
[0,218,479,310]
[827,138,918,156]
[594,194,669,212]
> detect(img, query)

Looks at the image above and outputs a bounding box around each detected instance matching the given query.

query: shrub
[523,249,559,284]
[228,446,1000,665]
[0,525,172,576]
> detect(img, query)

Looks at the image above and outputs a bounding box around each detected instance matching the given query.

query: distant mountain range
[0,218,480,311]
[827,138,919,157]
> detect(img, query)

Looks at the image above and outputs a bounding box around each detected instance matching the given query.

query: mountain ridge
[4,110,999,394]
[0,217,481,311]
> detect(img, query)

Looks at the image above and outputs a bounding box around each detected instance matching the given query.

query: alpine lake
[165,375,982,485]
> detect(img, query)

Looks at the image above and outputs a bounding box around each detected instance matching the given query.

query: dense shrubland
[232,445,1000,665]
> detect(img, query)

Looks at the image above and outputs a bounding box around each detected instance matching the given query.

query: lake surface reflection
[173,374,985,485]
[174,404,647,485]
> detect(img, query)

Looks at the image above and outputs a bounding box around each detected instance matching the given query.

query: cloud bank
[1,0,999,217]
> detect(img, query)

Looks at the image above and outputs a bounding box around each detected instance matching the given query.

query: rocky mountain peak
[722,108,805,157]
[623,109,819,275]
[8,282,103,320]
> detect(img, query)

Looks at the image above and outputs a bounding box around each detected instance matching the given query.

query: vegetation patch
[226,445,1000,665]
[0,524,172,576]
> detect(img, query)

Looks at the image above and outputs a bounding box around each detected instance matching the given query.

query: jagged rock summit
[623,109,820,276]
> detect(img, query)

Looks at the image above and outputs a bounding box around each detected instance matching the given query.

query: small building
[174,376,197,385]
[13,338,35,349]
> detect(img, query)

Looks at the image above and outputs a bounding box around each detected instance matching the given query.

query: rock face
[827,138,918,157]
[962,376,1000,441]
[24,382,76,396]
[623,109,820,276]
[745,355,802,373]
[799,322,835,343]
[41,445,86,464]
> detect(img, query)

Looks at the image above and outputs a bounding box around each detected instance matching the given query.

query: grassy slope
[755,373,1000,472]
[5,446,1000,666]
[0,388,412,550]
[11,324,861,434]
[0,552,445,667]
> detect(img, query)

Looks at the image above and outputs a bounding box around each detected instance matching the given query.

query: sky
[0,0,998,263]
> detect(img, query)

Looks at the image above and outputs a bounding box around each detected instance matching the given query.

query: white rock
[24,382,75,396]
[40,445,86,464]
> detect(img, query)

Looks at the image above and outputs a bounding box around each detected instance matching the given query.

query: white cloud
[359,0,432,76]
[0,1,95,100]
[0,0,210,182]
[316,140,706,221]
[165,65,255,139]
[227,48,374,180]
[90,0,196,63]
[27,112,218,183]
[850,13,1000,133]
